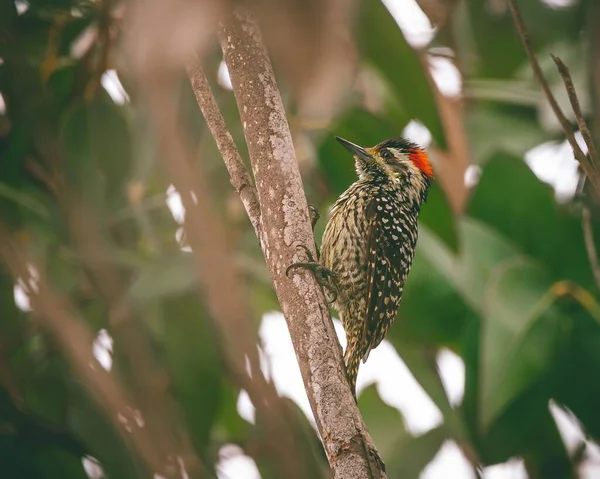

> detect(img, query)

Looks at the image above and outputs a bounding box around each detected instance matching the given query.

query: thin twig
[582,206,600,290]
[551,55,600,175]
[508,0,600,295]
[186,63,263,240]
[506,0,593,180]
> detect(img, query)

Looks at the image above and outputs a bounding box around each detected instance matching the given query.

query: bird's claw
[285,244,316,278]
[286,245,339,304]
[308,204,321,232]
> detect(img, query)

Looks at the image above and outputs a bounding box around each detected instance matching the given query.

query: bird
[288,136,433,396]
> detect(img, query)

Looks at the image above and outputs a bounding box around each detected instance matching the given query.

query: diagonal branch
[550,55,600,176]
[215,8,386,479]
[508,0,600,287]
[507,0,598,190]
[186,63,263,240]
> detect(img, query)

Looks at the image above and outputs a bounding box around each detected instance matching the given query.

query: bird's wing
[361,195,404,362]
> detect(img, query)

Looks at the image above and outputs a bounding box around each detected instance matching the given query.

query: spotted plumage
[320,136,433,394]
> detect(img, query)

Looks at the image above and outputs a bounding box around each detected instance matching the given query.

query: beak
[335,136,372,161]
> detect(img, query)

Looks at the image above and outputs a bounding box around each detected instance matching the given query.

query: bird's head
[335,136,433,204]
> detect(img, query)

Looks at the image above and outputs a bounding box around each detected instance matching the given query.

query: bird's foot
[308,204,321,232]
[286,244,339,304]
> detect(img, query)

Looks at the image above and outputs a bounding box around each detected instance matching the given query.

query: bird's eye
[381,149,394,160]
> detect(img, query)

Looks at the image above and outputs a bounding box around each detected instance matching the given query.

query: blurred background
[1,0,599,477]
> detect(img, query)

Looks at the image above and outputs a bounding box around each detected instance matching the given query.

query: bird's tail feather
[344,346,361,398]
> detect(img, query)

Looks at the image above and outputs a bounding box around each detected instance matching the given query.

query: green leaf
[358,384,408,461]
[128,253,196,304]
[254,398,329,479]
[212,384,250,441]
[418,219,520,311]
[390,341,472,443]
[358,0,445,147]
[392,343,451,413]
[479,258,563,431]
[21,357,69,425]
[394,250,476,347]
[479,385,572,472]
[466,0,584,78]
[419,181,458,252]
[552,307,600,442]
[59,92,133,211]
[465,107,548,164]
[162,293,223,453]
[0,181,51,219]
[468,153,598,289]
[67,386,146,479]
[30,447,89,479]
[387,426,449,478]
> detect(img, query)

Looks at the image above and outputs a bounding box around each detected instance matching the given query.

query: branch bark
[186,63,263,240]
[212,9,386,479]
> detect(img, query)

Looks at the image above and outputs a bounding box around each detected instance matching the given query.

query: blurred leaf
[419,181,458,252]
[394,250,476,347]
[68,386,145,479]
[468,153,598,289]
[387,426,449,478]
[128,253,195,304]
[477,383,573,472]
[162,293,223,454]
[418,219,520,311]
[465,106,547,164]
[358,384,408,461]
[479,258,564,431]
[552,307,600,442]
[281,399,329,477]
[59,92,132,211]
[392,342,450,414]
[391,341,471,443]
[0,181,51,219]
[254,397,328,479]
[464,79,541,107]
[0,438,88,479]
[21,356,68,425]
[212,384,250,442]
[30,447,89,479]
[358,0,445,147]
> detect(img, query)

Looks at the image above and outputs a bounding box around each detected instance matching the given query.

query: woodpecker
[289,136,433,395]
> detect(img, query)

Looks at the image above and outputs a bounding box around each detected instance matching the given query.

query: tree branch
[140,70,313,477]
[508,0,600,287]
[507,0,598,190]
[215,9,386,478]
[186,63,263,240]
[550,55,600,175]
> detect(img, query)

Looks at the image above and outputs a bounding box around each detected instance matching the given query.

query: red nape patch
[408,148,434,178]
